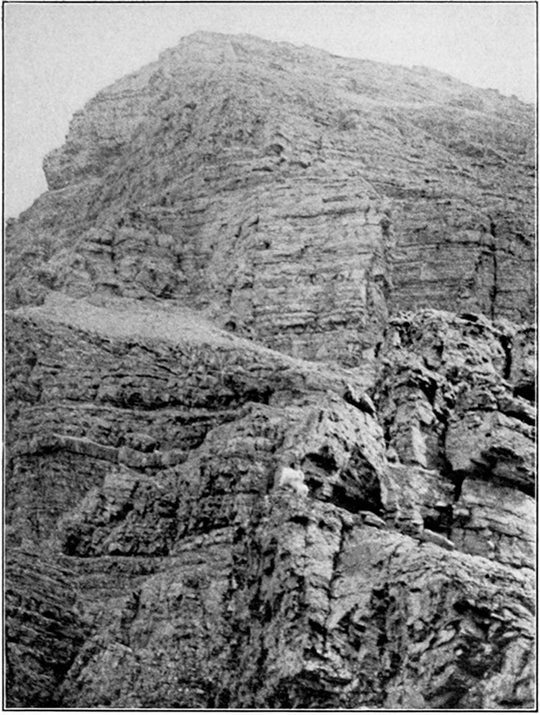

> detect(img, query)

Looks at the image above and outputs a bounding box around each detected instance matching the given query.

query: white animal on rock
[278,466,309,497]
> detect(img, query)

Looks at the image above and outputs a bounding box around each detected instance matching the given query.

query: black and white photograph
[3,1,537,709]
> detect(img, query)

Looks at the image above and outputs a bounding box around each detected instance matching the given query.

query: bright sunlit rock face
[5,33,535,708]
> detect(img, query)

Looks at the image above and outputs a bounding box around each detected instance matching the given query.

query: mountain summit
[8,31,534,360]
[5,33,535,708]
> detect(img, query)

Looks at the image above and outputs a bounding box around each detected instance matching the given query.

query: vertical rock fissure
[488,220,498,321]
[324,518,347,640]
[499,332,513,381]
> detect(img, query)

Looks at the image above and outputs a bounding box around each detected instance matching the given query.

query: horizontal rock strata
[5,32,535,708]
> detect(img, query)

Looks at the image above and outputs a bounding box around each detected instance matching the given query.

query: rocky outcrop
[5,547,86,707]
[375,310,535,570]
[5,32,535,708]
[6,33,534,353]
[6,292,535,708]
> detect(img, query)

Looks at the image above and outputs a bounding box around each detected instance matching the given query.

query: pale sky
[4,1,537,218]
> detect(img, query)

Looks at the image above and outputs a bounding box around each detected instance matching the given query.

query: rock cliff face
[5,32,535,708]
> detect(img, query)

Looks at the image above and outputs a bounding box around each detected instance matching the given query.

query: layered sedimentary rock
[7,33,534,354]
[5,33,535,708]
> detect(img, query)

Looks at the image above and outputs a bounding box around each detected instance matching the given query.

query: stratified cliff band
[5,32,535,708]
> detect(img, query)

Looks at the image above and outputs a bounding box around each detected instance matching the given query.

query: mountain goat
[277,465,309,498]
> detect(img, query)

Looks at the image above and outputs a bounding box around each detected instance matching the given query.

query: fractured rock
[419,528,455,551]
[4,32,535,710]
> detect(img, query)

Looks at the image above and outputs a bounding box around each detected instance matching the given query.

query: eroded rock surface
[5,32,535,708]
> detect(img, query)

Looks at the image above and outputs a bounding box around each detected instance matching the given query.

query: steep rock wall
[6,33,534,354]
[4,32,536,708]
[5,293,535,708]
